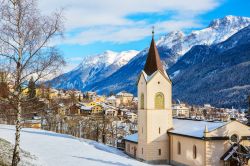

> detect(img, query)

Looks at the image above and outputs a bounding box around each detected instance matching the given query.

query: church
[123,32,250,166]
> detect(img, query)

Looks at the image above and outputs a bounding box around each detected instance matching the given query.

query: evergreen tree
[79,94,81,102]
[28,77,36,99]
[109,91,114,97]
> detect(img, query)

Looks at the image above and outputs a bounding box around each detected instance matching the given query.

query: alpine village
[0,0,250,166]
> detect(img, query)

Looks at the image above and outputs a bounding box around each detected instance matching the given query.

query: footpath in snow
[0,124,168,166]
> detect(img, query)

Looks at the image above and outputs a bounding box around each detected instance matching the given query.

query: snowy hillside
[48,50,139,90]
[168,25,250,108]
[0,124,163,166]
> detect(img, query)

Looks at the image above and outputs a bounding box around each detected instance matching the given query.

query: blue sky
[39,0,250,72]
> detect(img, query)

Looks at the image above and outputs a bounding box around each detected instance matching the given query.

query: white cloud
[38,0,221,45]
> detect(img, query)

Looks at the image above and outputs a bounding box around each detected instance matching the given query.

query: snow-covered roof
[141,70,170,83]
[116,91,133,97]
[132,97,138,101]
[124,119,230,143]
[124,133,138,143]
[80,106,92,110]
[169,119,229,138]
[107,95,116,100]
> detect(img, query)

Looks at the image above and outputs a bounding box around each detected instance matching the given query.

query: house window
[193,145,197,159]
[142,148,143,154]
[141,93,144,109]
[178,142,181,155]
[158,149,161,156]
[159,127,161,134]
[155,92,164,109]
[127,143,130,152]
[230,134,238,143]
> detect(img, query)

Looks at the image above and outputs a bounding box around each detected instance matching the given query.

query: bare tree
[0,0,65,165]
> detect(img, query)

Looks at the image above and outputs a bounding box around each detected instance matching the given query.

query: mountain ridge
[49,15,250,108]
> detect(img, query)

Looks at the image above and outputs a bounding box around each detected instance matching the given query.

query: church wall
[137,140,169,163]
[205,140,228,166]
[137,71,173,162]
[170,135,205,166]
[146,71,172,110]
[207,121,250,139]
[137,73,148,161]
[124,141,138,158]
[146,71,173,143]
[138,73,148,143]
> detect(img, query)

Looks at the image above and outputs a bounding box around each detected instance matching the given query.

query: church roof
[143,38,164,76]
[123,133,138,143]
[169,119,229,138]
[123,119,230,143]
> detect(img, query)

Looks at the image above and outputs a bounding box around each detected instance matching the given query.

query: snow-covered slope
[48,50,139,90]
[0,125,162,166]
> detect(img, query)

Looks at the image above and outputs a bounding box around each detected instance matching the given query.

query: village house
[103,104,118,117]
[22,117,41,129]
[124,112,138,122]
[93,95,106,102]
[106,95,120,107]
[123,33,250,166]
[116,91,133,106]
[86,91,97,100]
[172,103,190,118]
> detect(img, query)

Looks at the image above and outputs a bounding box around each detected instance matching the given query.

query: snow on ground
[0,125,168,166]
[0,138,38,166]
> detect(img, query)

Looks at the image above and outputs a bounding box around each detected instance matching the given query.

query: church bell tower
[137,29,173,163]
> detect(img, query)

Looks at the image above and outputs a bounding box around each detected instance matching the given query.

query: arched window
[155,92,164,109]
[177,142,181,155]
[140,93,144,109]
[230,134,238,143]
[193,145,197,159]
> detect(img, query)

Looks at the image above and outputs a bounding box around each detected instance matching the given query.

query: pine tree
[109,91,114,97]
[28,77,36,99]
[78,94,81,102]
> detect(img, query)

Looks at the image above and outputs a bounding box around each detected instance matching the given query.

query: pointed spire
[204,125,208,133]
[143,28,164,76]
[152,26,155,38]
[203,125,209,137]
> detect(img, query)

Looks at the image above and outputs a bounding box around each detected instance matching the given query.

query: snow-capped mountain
[157,15,250,59]
[50,15,250,108]
[48,50,139,90]
[169,25,250,108]
[86,16,250,96]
